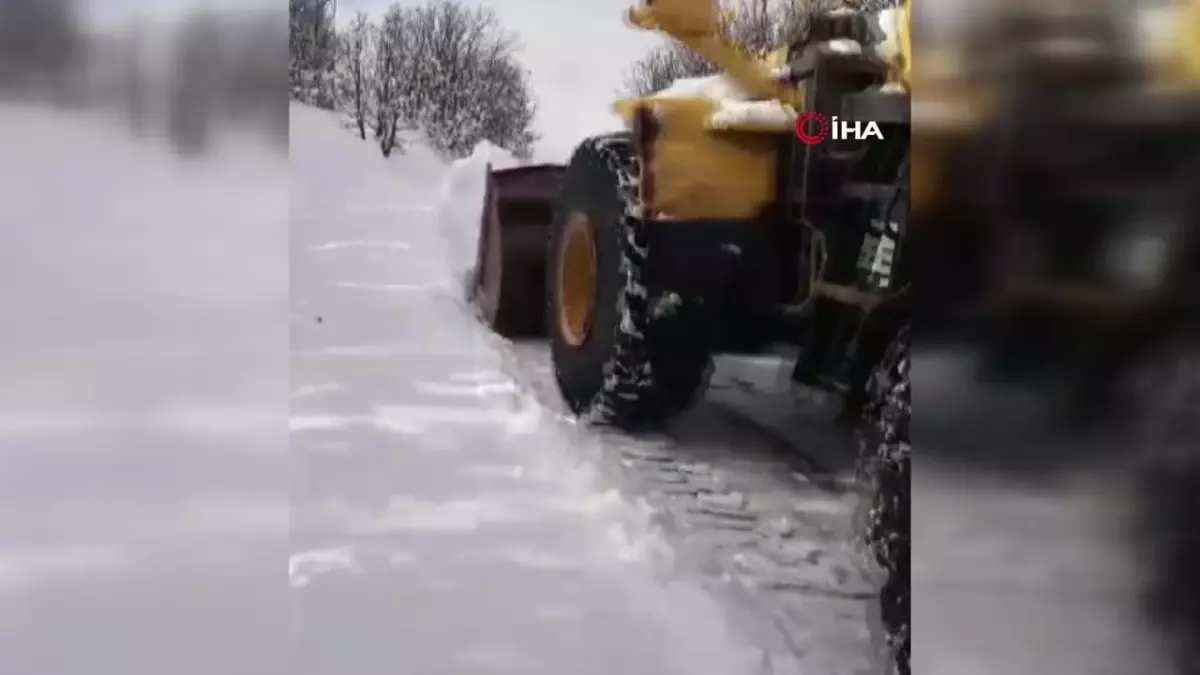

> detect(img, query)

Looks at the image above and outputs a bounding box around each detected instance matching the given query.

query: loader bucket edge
[471,163,566,337]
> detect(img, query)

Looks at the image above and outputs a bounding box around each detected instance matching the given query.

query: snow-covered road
[288,104,887,675]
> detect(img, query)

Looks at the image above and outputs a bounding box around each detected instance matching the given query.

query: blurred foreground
[910,1,1198,673]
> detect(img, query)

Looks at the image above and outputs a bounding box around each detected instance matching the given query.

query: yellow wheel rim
[557,212,597,347]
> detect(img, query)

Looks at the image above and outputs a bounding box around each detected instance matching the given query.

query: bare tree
[622,40,718,98]
[0,0,85,101]
[390,5,428,137]
[463,54,537,159]
[622,0,894,97]
[367,0,538,159]
[334,12,374,140]
[413,1,535,157]
[167,9,224,156]
[371,5,411,156]
[289,0,337,107]
[120,19,148,135]
[226,9,288,150]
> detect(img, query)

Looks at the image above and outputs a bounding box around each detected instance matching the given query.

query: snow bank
[382,134,448,193]
[291,103,389,175]
[290,105,520,287]
[435,141,524,279]
[653,72,748,102]
[706,99,796,129]
[291,103,449,197]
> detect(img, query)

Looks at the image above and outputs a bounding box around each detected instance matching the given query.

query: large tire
[547,133,713,430]
[1130,153,1200,674]
[857,325,911,675]
[1128,343,1200,675]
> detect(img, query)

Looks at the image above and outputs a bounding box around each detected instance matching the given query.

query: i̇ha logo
[795,112,883,146]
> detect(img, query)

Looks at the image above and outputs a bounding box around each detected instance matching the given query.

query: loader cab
[774,7,911,414]
[781,7,909,267]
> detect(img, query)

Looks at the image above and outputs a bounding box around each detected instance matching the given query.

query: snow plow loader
[469,0,1200,430]
[464,3,1199,666]
[471,0,912,431]
[470,5,913,671]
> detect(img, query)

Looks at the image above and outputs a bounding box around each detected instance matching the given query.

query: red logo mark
[795,112,828,145]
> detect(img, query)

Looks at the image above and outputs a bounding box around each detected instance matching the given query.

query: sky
[335,0,661,163]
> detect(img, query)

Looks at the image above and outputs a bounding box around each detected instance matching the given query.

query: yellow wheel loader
[471,0,912,431]
[471,8,913,671]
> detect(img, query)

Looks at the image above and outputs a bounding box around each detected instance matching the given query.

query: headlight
[1102,224,1172,291]
[1133,5,1177,66]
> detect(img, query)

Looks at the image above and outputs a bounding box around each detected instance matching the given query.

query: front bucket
[471,162,566,337]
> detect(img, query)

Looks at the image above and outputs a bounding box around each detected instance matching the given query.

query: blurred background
[0,1,287,674]
[0,0,284,153]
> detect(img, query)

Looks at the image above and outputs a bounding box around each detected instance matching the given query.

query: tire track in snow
[468,332,887,674]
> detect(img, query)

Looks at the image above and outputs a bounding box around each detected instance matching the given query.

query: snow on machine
[471,0,912,431]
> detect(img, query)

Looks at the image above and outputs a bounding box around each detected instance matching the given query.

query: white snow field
[288,102,891,675]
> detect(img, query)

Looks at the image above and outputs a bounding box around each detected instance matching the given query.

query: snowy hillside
[295,103,527,280]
